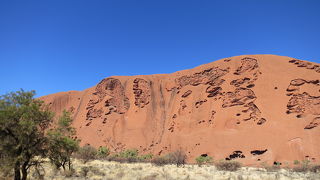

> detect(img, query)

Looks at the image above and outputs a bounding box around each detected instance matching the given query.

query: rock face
[40,55,320,165]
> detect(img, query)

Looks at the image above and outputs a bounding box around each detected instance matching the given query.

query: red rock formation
[40,55,320,165]
[133,78,151,108]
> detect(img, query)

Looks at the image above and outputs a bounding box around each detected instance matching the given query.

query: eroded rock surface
[133,78,151,108]
[86,78,130,121]
[181,90,192,98]
[289,59,320,73]
[304,117,320,129]
[226,151,246,160]
[176,67,229,88]
[287,93,320,115]
[41,55,320,166]
[234,57,259,75]
[230,77,251,87]
[222,88,256,108]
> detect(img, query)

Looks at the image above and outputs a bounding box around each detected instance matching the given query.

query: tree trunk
[14,162,21,180]
[68,160,71,170]
[21,161,28,180]
[21,167,27,180]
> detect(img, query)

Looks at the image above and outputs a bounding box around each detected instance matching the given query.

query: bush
[80,165,106,177]
[119,149,138,159]
[151,156,170,166]
[292,166,309,172]
[97,146,110,158]
[88,166,106,176]
[80,166,90,177]
[260,162,280,172]
[264,165,281,172]
[310,165,320,173]
[106,149,140,163]
[166,150,187,167]
[292,159,310,172]
[62,168,76,177]
[151,150,187,167]
[107,155,128,163]
[215,160,241,171]
[105,149,153,163]
[118,149,139,163]
[109,149,153,163]
[195,155,213,166]
[76,145,97,163]
[293,160,300,165]
[139,153,153,162]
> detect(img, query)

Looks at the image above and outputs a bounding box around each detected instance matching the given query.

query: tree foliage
[47,110,79,170]
[0,90,53,180]
[0,90,80,179]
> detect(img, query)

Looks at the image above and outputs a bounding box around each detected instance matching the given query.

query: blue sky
[0,0,319,97]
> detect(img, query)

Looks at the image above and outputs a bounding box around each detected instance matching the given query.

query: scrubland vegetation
[6,158,320,180]
[1,90,320,180]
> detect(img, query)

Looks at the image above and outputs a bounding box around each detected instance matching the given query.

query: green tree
[47,110,79,170]
[0,90,53,180]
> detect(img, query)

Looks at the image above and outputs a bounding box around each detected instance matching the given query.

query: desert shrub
[195,155,213,166]
[260,161,281,172]
[106,150,154,164]
[80,166,90,177]
[152,150,187,167]
[293,160,300,165]
[89,166,106,176]
[166,150,187,167]
[292,166,308,172]
[107,154,127,163]
[80,165,105,177]
[62,168,76,177]
[106,154,122,162]
[151,156,170,166]
[117,149,139,163]
[106,149,140,163]
[119,149,138,159]
[292,159,310,172]
[138,153,153,162]
[215,160,241,171]
[310,165,320,173]
[97,146,110,158]
[264,165,281,172]
[76,145,97,163]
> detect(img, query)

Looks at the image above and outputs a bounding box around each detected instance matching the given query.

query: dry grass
[2,159,319,180]
[151,150,187,167]
[215,160,241,171]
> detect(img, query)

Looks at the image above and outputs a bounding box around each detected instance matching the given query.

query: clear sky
[0,0,319,97]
